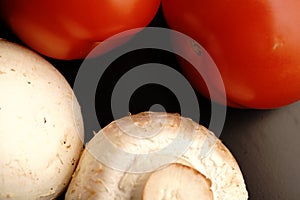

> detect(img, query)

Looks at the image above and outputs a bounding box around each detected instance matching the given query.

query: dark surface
[1,5,300,200]
[221,103,300,200]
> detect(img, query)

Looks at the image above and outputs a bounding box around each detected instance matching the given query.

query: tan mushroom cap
[0,39,84,199]
[65,112,248,200]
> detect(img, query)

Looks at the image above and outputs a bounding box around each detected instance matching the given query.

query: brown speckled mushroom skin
[65,112,248,200]
[0,39,84,200]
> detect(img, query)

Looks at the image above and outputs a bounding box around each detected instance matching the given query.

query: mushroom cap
[0,39,84,199]
[66,112,247,200]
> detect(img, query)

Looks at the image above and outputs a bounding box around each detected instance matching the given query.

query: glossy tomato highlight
[162,0,300,109]
[0,0,161,60]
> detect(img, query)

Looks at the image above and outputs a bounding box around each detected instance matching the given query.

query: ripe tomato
[162,0,300,109]
[0,0,161,60]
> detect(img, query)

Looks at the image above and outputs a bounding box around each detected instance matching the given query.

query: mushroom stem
[143,163,213,200]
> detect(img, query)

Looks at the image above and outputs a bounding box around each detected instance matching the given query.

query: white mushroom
[65,112,248,199]
[0,39,84,199]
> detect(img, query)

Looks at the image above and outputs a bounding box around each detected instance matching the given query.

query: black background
[1,5,300,200]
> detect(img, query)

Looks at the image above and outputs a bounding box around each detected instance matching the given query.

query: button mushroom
[0,39,84,199]
[65,112,248,199]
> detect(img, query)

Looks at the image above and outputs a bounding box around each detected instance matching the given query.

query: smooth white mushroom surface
[0,39,84,199]
[65,112,248,200]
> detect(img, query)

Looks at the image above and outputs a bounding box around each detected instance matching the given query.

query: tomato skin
[162,0,300,109]
[0,0,161,60]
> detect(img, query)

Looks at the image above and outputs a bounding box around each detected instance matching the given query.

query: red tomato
[0,0,161,60]
[162,0,300,109]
